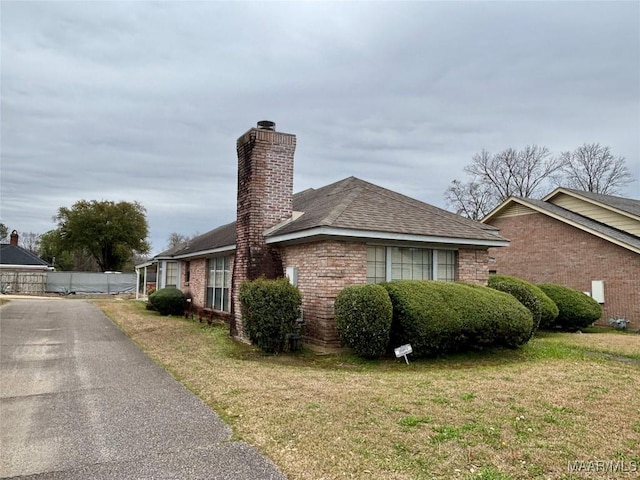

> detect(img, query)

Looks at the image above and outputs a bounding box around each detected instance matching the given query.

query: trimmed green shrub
[148,287,186,316]
[488,275,558,330]
[382,281,534,358]
[239,277,302,354]
[335,284,393,359]
[537,283,602,331]
[487,276,540,335]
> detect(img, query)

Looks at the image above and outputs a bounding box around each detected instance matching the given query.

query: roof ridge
[319,183,363,226]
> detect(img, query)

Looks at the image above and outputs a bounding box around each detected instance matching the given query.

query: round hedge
[382,281,534,358]
[488,275,559,331]
[537,283,602,331]
[335,284,393,359]
[239,277,302,354]
[148,287,186,316]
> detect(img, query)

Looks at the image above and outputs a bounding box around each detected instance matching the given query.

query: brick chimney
[10,230,18,246]
[231,121,297,337]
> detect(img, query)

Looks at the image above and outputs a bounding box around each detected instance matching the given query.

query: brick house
[482,188,640,330]
[140,121,508,348]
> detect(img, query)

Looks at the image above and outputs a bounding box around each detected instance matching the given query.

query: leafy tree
[0,222,8,242]
[54,200,150,272]
[39,230,99,271]
[557,143,633,194]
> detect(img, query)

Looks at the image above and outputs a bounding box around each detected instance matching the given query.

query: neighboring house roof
[482,193,640,255]
[0,244,51,269]
[148,176,508,263]
[544,187,640,219]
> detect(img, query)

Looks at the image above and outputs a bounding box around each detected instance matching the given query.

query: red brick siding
[457,248,489,285]
[182,258,207,307]
[233,126,296,338]
[280,240,368,349]
[487,213,640,329]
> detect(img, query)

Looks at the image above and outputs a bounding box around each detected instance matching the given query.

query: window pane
[206,288,213,308]
[222,288,230,311]
[214,288,222,310]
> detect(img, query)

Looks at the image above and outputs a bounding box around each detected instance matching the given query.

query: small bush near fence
[537,283,602,331]
[239,277,302,354]
[488,275,558,333]
[382,281,534,358]
[148,288,186,316]
[335,284,393,359]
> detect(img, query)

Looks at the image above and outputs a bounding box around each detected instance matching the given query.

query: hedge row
[384,281,534,357]
[488,275,559,330]
[537,283,602,331]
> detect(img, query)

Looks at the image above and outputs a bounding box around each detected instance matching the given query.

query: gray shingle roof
[0,244,50,267]
[520,198,640,251]
[271,177,503,241]
[154,177,506,259]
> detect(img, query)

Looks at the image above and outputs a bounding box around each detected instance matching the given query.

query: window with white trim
[366,246,457,284]
[165,261,178,288]
[207,256,230,312]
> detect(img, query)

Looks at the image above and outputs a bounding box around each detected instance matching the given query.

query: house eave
[265,227,509,248]
[0,264,51,271]
[172,244,236,260]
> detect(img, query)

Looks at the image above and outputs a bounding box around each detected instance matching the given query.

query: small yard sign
[394,344,413,364]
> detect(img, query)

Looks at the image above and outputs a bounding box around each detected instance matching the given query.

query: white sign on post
[394,344,413,364]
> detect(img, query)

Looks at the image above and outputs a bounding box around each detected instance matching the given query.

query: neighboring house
[1,230,51,294]
[139,121,509,348]
[482,188,640,330]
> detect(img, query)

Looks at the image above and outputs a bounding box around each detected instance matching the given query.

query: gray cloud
[2,1,638,254]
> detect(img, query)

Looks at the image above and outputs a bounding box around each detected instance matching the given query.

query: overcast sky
[2,1,639,255]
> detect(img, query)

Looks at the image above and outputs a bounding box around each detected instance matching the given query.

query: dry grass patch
[96,299,640,480]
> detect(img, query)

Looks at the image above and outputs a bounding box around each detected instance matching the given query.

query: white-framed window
[165,261,178,288]
[366,246,386,284]
[207,256,230,312]
[366,246,457,284]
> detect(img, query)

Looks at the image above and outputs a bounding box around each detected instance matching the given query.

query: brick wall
[280,240,368,349]
[487,212,640,329]
[232,122,296,337]
[182,258,207,307]
[457,248,489,285]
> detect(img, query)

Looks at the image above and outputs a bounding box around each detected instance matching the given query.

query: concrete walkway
[0,298,287,479]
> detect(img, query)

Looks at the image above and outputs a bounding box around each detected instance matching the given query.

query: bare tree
[557,143,633,194]
[446,145,565,219]
[444,179,495,220]
[20,231,41,253]
[465,145,565,201]
[0,222,8,243]
[166,232,192,250]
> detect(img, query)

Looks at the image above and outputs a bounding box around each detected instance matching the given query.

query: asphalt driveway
[0,298,287,479]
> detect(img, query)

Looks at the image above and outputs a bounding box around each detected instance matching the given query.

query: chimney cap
[257,120,276,131]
